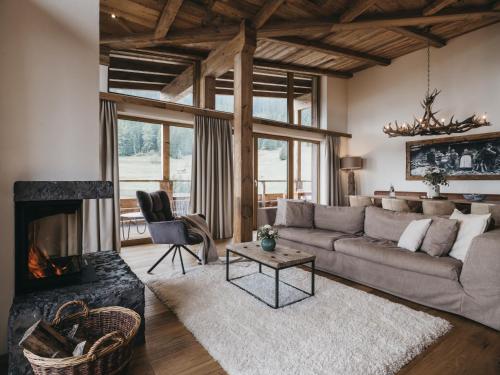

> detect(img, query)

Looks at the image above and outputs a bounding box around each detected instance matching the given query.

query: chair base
[147,245,202,275]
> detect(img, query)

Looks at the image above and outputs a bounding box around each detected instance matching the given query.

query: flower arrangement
[422,167,449,198]
[422,167,449,188]
[257,224,279,240]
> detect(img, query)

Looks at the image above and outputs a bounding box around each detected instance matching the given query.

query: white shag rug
[145,261,451,375]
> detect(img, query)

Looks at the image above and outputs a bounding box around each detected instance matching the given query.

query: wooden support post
[311,76,320,128]
[193,61,201,107]
[287,72,294,124]
[233,20,256,243]
[201,75,216,109]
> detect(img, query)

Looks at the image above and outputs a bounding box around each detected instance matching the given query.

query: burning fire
[28,245,67,278]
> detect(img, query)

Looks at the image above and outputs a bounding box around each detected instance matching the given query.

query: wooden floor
[121,241,500,375]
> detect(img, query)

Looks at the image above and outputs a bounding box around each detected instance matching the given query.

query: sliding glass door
[255,136,289,208]
[254,135,319,227]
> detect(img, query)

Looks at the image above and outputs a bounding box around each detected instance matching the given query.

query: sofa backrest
[314,205,365,234]
[364,206,425,242]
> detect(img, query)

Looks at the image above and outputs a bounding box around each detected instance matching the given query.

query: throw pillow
[420,217,459,257]
[273,199,313,228]
[449,209,491,261]
[398,219,433,252]
[285,200,314,228]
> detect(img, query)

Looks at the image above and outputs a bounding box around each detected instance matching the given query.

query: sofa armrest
[461,228,500,297]
[148,220,189,244]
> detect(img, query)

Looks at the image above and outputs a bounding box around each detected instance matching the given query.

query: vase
[261,238,276,252]
[427,185,441,199]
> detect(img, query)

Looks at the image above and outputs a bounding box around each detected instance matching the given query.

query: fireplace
[14,181,114,295]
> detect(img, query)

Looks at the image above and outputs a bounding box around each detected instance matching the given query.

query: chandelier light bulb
[111,13,117,18]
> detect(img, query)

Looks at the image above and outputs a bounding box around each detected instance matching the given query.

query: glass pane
[119,181,161,199]
[300,107,312,126]
[215,95,288,122]
[216,95,234,112]
[110,88,161,100]
[253,97,287,122]
[175,92,193,106]
[170,126,194,216]
[118,119,163,180]
[257,138,288,207]
[294,141,318,203]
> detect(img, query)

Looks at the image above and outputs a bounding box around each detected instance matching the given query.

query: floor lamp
[340,157,363,196]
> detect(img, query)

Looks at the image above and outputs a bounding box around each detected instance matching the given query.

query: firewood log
[19,320,75,358]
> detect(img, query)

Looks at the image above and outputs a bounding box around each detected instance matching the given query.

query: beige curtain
[190,115,233,239]
[83,100,121,252]
[324,135,342,206]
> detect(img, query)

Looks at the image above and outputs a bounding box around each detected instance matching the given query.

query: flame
[28,245,67,279]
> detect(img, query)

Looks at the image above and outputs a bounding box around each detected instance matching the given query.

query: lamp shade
[340,156,363,170]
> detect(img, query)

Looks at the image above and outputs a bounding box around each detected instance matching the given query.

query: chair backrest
[136,190,174,223]
[349,195,373,207]
[422,200,456,216]
[382,198,410,212]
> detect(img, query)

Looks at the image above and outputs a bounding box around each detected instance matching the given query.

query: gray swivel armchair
[136,190,203,274]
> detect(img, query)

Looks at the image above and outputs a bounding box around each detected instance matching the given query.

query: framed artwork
[406,132,500,180]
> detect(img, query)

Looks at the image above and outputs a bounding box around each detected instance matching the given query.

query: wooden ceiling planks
[100,0,500,90]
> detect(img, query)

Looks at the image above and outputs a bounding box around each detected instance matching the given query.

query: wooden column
[193,61,201,107]
[200,75,216,109]
[233,20,256,243]
[287,72,294,124]
[311,76,320,128]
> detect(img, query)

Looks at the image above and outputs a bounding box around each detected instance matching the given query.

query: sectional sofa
[274,203,500,330]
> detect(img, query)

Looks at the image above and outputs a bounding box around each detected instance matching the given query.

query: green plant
[257,224,279,240]
[423,167,449,187]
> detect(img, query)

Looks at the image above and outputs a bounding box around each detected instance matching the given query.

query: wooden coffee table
[226,241,315,309]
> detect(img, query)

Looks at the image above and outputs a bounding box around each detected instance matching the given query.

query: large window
[215,95,288,122]
[294,141,319,202]
[117,119,194,242]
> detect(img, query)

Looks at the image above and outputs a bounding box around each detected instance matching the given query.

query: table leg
[275,268,279,308]
[226,249,230,281]
[311,260,315,296]
[259,263,262,273]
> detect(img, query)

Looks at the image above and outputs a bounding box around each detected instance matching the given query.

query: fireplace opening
[15,199,89,294]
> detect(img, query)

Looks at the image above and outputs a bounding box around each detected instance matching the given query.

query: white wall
[347,23,500,195]
[0,0,100,354]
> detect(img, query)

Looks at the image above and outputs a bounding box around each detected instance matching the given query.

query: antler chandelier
[383,45,490,138]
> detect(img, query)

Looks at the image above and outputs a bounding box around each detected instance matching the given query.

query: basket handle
[86,331,126,361]
[52,300,90,325]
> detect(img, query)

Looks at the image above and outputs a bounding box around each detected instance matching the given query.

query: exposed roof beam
[253,59,352,79]
[423,0,458,16]
[340,0,378,23]
[160,65,194,100]
[109,57,188,74]
[100,9,500,49]
[100,4,157,28]
[388,26,446,47]
[269,36,390,66]
[253,0,286,28]
[155,0,184,38]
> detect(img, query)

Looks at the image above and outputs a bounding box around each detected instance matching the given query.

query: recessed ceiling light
[111,13,117,19]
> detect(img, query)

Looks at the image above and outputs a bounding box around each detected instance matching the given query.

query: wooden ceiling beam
[423,0,458,16]
[108,81,166,91]
[388,27,446,48]
[108,70,175,84]
[100,4,157,28]
[154,0,184,38]
[253,0,286,28]
[160,65,194,100]
[110,57,188,74]
[254,59,353,78]
[269,36,390,66]
[340,0,378,23]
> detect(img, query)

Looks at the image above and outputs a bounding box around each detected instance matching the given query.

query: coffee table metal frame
[226,248,315,309]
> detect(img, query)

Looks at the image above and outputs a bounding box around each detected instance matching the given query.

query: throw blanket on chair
[178,214,219,264]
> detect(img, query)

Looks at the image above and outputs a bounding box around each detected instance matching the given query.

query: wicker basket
[24,300,141,375]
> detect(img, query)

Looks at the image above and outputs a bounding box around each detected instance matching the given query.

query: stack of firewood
[19,320,94,358]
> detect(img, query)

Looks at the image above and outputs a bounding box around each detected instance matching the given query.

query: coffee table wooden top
[226,241,315,269]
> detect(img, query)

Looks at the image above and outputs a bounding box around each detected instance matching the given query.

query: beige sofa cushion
[364,206,425,242]
[314,205,365,234]
[277,227,353,251]
[274,199,313,228]
[335,237,463,280]
[421,217,459,257]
